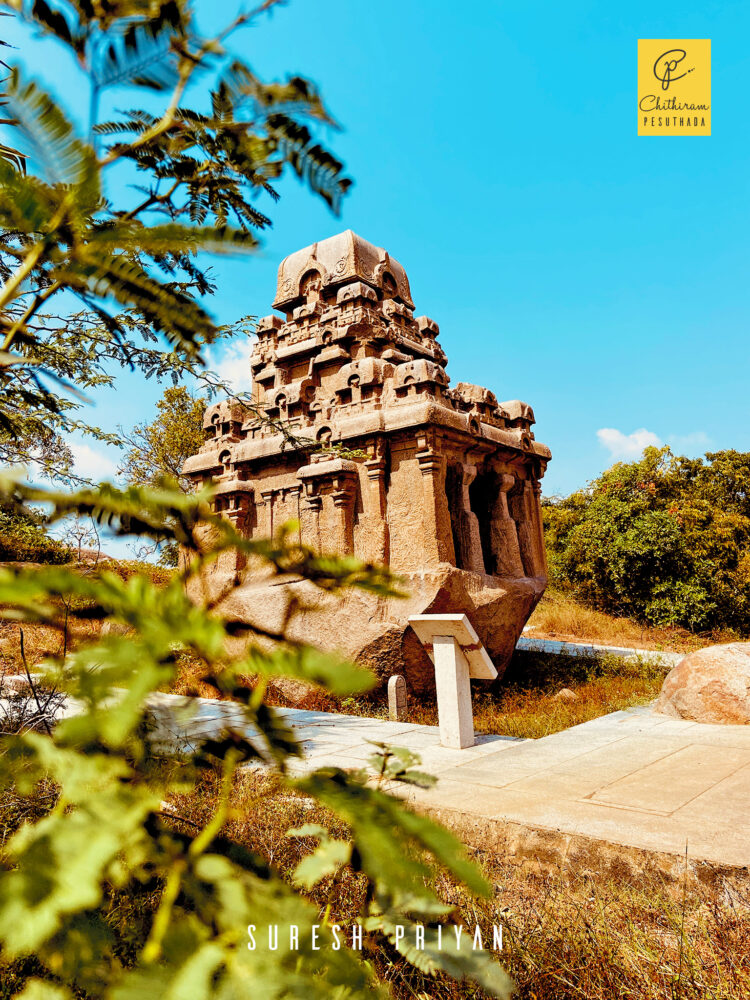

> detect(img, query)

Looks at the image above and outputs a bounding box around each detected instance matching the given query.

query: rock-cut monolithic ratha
[183,231,551,694]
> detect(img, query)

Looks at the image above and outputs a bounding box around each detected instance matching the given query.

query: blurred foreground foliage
[544,446,750,633]
[0,474,513,998]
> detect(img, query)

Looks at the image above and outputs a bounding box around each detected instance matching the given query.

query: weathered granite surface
[183,231,551,693]
[655,642,750,725]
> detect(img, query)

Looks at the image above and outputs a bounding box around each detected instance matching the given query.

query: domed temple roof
[273,229,414,312]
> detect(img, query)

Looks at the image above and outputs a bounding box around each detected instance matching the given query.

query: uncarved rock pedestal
[409,613,497,748]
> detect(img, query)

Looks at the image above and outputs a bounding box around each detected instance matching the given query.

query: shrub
[544,447,750,633]
[0,503,70,565]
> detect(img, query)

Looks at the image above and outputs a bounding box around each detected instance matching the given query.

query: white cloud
[210,337,255,394]
[596,427,663,460]
[69,441,119,481]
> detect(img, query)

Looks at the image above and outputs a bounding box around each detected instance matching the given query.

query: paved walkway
[517,632,683,666]
[10,635,746,871]
[147,694,750,870]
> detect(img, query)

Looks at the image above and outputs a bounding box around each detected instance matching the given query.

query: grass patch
[151,771,750,1000]
[0,561,174,675]
[474,649,671,739]
[2,576,674,743]
[253,649,672,741]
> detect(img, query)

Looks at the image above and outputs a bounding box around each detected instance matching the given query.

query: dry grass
[166,646,669,741]
[0,618,99,676]
[172,648,669,741]
[462,672,661,740]
[152,771,750,999]
[2,765,749,1000]
[2,720,748,999]
[0,560,172,677]
[528,587,743,654]
[3,742,747,1000]
[2,570,674,743]
[165,588,691,740]
[432,650,669,740]
[252,649,672,741]
[3,565,748,997]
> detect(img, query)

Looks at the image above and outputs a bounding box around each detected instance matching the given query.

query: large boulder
[209,563,544,698]
[654,642,750,725]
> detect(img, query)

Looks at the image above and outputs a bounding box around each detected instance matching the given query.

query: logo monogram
[652,49,693,90]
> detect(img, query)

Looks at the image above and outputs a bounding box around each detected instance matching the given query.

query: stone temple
[183,231,551,694]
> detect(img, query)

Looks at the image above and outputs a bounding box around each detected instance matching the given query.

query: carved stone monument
[183,231,551,694]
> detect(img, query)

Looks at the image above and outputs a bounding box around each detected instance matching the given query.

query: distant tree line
[544,447,750,634]
[0,500,69,563]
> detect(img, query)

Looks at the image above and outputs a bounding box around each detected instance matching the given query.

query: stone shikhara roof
[184,229,550,475]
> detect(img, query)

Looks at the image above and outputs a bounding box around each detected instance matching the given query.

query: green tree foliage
[0,500,69,562]
[119,384,206,565]
[119,385,205,492]
[0,0,348,481]
[0,474,514,998]
[0,307,255,483]
[544,446,750,632]
[0,11,27,173]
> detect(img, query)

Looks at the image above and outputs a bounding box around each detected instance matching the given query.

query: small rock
[267,677,321,710]
[655,642,750,725]
[0,673,41,694]
[100,620,135,637]
[552,687,578,703]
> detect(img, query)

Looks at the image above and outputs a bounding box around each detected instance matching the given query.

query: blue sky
[4,0,749,505]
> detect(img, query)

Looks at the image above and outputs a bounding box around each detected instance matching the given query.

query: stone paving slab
[517,634,683,667]
[142,693,750,869]
[7,686,747,871]
[397,710,750,869]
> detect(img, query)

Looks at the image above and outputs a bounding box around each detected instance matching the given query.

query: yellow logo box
[637,39,711,136]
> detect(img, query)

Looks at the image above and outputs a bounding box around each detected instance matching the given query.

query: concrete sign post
[408,613,497,749]
[431,635,474,747]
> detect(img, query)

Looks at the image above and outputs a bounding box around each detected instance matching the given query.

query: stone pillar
[459,464,485,574]
[286,485,303,544]
[509,478,536,578]
[297,457,359,556]
[331,481,356,555]
[363,442,389,562]
[364,449,387,520]
[529,479,549,577]
[301,486,322,552]
[490,474,525,577]
[259,489,275,537]
[416,445,454,566]
[223,490,254,573]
